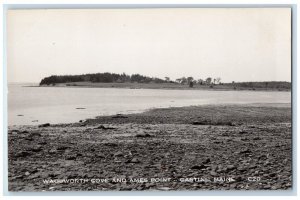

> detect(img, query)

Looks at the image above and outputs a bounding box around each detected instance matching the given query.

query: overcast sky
[7,8,291,83]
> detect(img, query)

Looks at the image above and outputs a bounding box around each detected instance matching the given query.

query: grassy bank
[39,81,291,91]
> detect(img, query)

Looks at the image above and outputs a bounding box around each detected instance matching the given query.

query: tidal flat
[8,104,292,191]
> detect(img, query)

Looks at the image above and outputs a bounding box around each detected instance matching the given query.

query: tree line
[39,72,222,86]
[40,73,168,85]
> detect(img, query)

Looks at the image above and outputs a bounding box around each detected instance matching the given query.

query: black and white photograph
[6,7,292,192]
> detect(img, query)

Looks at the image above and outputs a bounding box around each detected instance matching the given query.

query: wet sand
[8,104,292,191]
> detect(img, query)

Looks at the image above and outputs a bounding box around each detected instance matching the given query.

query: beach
[8,103,292,191]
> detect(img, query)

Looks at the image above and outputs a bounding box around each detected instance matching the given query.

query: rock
[114,151,123,157]
[25,171,30,176]
[226,165,237,171]
[104,143,118,147]
[29,145,43,152]
[235,176,243,182]
[38,141,47,145]
[29,132,41,137]
[38,123,50,128]
[145,182,155,188]
[237,167,248,172]
[135,133,152,138]
[57,146,69,151]
[95,125,116,130]
[11,131,19,135]
[97,154,105,159]
[210,171,217,176]
[49,149,57,154]
[112,114,128,119]
[192,121,207,125]
[32,120,39,122]
[30,168,38,174]
[263,185,271,189]
[258,155,267,160]
[248,165,256,169]
[191,165,208,170]
[15,151,32,158]
[263,161,270,166]
[13,175,24,180]
[25,137,34,141]
[239,148,252,154]
[202,158,211,164]
[269,173,277,177]
[76,107,86,109]
[65,155,77,160]
[157,187,171,191]
[131,157,140,163]
[114,158,122,163]
[211,164,218,171]
[239,130,248,134]
[271,185,279,190]
[126,157,140,163]
[17,114,24,116]
[241,137,249,141]
[21,130,29,134]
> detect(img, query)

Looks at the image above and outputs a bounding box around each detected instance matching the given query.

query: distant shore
[37,82,291,91]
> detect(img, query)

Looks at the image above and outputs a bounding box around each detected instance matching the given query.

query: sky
[7,8,291,83]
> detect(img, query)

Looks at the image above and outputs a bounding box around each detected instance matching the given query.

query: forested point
[39,72,291,90]
[39,73,167,85]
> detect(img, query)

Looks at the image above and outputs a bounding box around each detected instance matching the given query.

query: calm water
[8,83,291,126]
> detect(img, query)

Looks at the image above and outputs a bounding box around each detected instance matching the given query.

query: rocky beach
[8,104,292,191]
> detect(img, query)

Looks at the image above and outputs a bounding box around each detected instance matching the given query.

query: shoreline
[30,82,291,92]
[8,103,291,128]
